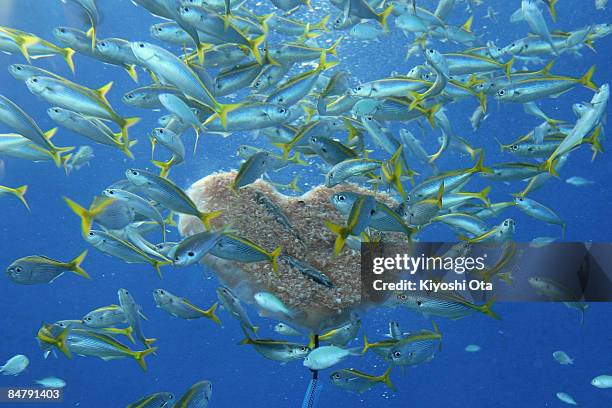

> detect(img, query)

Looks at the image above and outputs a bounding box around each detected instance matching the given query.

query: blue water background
[0,0,611,406]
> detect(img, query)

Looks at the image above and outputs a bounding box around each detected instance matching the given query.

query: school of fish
[1,0,611,406]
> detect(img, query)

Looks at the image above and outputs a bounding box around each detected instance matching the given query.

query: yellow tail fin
[249,34,266,64]
[313,14,330,32]
[540,156,560,177]
[55,327,72,359]
[462,15,473,33]
[119,138,137,160]
[134,346,157,372]
[380,366,396,391]
[0,184,30,211]
[86,26,96,51]
[470,151,491,174]
[580,65,597,90]
[120,117,140,145]
[548,0,558,21]
[325,220,348,255]
[151,260,170,279]
[63,196,113,237]
[378,4,394,31]
[504,58,515,80]
[326,36,343,58]
[199,210,223,230]
[203,302,222,325]
[475,186,491,207]
[62,47,76,73]
[152,157,176,178]
[436,181,445,209]
[361,333,372,354]
[125,64,139,83]
[123,326,135,344]
[68,250,90,279]
[269,246,283,274]
[288,175,302,192]
[585,126,603,161]
[479,296,501,320]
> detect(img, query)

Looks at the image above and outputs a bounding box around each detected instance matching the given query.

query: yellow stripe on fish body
[211,233,283,273]
[444,52,515,79]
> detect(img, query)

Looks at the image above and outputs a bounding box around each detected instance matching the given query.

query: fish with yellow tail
[125,169,222,230]
[326,194,377,255]
[153,289,221,325]
[7,251,89,285]
[0,184,29,210]
[209,233,282,273]
[330,366,396,393]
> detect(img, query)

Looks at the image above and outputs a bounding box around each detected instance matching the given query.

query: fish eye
[131,170,139,175]
[158,129,164,134]
[99,42,106,47]
[88,232,94,236]
[300,346,307,351]
[365,115,373,121]
[182,6,190,12]
[188,251,195,257]
[511,145,518,150]
[138,43,145,48]
[159,290,165,294]
[85,317,92,321]
[511,43,515,47]
[393,351,401,358]
[278,107,286,114]
[498,89,505,96]
[59,28,66,33]
[126,94,133,99]
[108,190,114,195]
[15,66,21,70]
[333,373,341,379]
[15,267,22,272]
[337,195,345,201]
[32,78,38,83]
[399,294,407,300]
[277,97,284,103]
